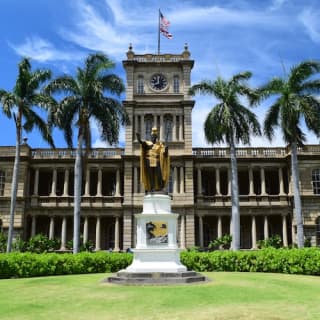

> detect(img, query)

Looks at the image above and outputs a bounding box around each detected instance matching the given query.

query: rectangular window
[312,169,320,195]
[173,76,179,93]
[0,171,5,196]
[137,76,144,94]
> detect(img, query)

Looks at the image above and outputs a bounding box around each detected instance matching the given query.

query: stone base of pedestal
[106,271,208,285]
[124,248,187,273]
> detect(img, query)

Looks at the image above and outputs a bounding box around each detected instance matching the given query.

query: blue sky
[0,0,320,148]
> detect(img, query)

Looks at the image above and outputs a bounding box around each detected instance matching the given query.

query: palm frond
[100,74,125,96]
[263,102,281,141]
[189,81,215,96]
[231,71,252,84]
[22,107,55,148]
[0,90,15,117]
[43,76,79,96]
[288,60,320,90]
[27,69,51,94]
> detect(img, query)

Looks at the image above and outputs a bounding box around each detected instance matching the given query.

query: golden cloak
[140,140,170,191]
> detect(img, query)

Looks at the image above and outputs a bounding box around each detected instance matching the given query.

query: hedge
[181,248,320,275]
[0,252,133,279]
[0,248,319,279]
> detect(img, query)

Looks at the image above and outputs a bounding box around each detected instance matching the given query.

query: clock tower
[121,44,195,249]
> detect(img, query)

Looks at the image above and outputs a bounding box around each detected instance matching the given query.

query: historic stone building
[0,46,320,250]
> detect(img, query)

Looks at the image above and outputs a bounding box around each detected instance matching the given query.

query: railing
[199,194,286,204]
[31,148,124,159]
[193,147,288,158]
[129,54,187,63]
[31,195,123,206]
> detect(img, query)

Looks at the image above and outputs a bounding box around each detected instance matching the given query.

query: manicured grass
[0,272,319,320]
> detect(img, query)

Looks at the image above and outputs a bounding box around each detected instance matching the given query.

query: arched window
[312,169,320,195]
[137,75,144,94]
[164,114,173,142]
[173,75,180,93]
[144,115,153,140]
[0,170,5,196]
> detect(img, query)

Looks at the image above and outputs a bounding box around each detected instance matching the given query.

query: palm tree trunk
[6,122,21,252]
[73,133,83,254]
[230,138,240,250]
[291,142,304,248]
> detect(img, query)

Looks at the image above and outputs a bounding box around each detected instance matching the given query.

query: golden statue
[136,127,170,192]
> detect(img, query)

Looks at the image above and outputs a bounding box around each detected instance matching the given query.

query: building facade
[0,46,320,250]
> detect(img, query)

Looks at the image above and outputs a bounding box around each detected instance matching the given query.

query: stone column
[180,215,186,249]
[50,168,57,196]
[172,114,177,141]
[134,115,139,141]
[84,168,90,196]
[114,216,120,252]
[197,167,202,195]
[123,212,132,249]
[260,167,266,195]
[115,169,121,196]
[133,166,138,193]
[83,216,88,244]
[49,216,55,240]
[278,167,285,195]
[173,167,178,194]
[95,216,101,251]
[63,169,69,196]
[31,215,37,237]
[33,168,39,196]
[217,216,222,238]
[198,215,204,247]
[282,215,288,247]
[153,114,157,129]
[180,166,184,194]
[160,115,164,141]
[227,168,231,196]
[141,115,145,140]
[215,167,220,195]
[249,166,254,195]
[179,115,183,141]
[251,216,257,249]
[97,168,102,196]
[60,217,67,250]
[264,216,269,240]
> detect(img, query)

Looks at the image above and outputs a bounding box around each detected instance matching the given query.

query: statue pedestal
[107,193,207,284]
[125,194,187,273]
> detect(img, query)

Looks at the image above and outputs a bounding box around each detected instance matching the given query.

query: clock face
[150,74,167,91]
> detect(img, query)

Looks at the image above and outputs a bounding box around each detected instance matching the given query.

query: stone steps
[105,271,208,285]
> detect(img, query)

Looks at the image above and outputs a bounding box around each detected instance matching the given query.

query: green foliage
[257,235,282,249]
[0,252,133,278]
[208,234,232,250]
[0,232,7,252]
[181,248,320,275]
[25,234,60,253]
[0,248,319,279]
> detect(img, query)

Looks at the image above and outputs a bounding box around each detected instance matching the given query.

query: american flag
[160,11,173,39]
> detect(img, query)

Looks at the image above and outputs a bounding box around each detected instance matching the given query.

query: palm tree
[0,58,55,252]
[45,53,128,253]
[189,72,261,250]
[252,61,320,248]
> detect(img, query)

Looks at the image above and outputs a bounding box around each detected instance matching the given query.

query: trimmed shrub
[181,248,320,275]
[0,252,133,279]
[0,248,319,279]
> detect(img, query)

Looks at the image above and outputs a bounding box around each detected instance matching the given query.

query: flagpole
[158,9,160,54]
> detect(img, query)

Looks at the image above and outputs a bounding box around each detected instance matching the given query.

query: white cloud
[9,36,83,62]
[299,8,320,43]
[268,0,288,11]
[59,0,141,59]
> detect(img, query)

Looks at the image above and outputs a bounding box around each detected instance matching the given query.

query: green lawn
[0,272,319,320]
